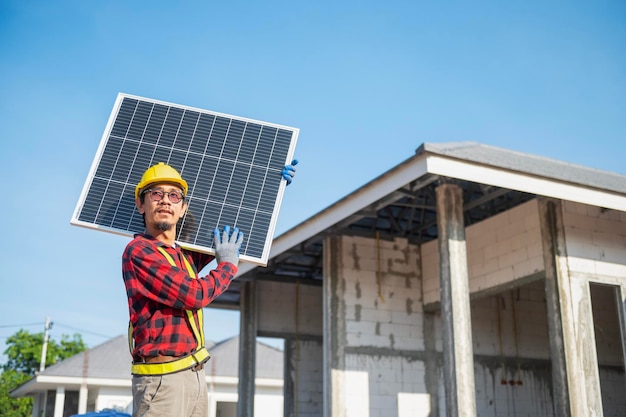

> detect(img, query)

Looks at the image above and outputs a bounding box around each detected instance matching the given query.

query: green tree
[0,369,31,417]
[1,329,87,417]
[4,329,86,375]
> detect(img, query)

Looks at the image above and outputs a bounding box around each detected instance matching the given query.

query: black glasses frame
[142,188,185,204]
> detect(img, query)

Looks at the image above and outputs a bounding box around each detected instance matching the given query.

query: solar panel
[71,93,299,266]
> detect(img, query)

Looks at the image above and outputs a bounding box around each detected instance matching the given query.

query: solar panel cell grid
[71,93,298,266]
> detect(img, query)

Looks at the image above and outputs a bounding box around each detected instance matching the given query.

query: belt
[131,347,210,375]
[145,355,204,371]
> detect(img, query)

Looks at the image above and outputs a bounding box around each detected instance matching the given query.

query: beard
[155,221,173,232]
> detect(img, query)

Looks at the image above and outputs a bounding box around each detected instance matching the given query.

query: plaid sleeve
[123,239,237,311]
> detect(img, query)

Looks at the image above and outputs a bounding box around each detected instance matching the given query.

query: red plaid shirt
[123,234,237,360]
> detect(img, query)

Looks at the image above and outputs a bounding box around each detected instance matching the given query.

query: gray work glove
[213,226,244,267]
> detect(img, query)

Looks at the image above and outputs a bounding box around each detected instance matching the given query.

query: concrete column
[323,234,346,417]
[53,386,65,417]
[435,182,476,417]
[238,281,258,417]
[284,339,295,417]
[539,198,604,417]
[78,384,88,414]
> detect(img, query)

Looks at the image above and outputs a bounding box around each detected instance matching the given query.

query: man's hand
[281,159,298,185]
[213,226,244,267]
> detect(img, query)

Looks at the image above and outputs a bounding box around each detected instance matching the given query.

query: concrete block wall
[330,233,560,417]
[460,278,624,417]
[288,339,323,417]
[561,201,626,280]
[343,354,429,417]
[340,235,422,352]
[323,201,626,416]
[256,281,324,417]
[257,280,323,338]
[329,234,426,417]
[423,199,545,306]
[470,280,551,359]
[473,364,554,417]
[455,280,556,416]
[559,201,626,416]
[326,231,626,416]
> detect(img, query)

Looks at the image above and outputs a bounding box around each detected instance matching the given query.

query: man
[123,160,296,416]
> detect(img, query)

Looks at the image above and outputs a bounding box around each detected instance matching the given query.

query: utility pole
[39,316,52,372]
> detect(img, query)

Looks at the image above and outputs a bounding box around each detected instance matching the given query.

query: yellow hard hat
[135,162,189,199]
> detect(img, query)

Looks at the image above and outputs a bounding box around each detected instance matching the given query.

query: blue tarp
[70,410,131,417]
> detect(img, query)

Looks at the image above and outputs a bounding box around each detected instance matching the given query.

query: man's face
[136,182,187,232]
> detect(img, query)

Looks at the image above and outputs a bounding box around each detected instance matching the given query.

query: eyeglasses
[143,188,185,204]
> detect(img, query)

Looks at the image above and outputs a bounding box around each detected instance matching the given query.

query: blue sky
[1,1,625,362]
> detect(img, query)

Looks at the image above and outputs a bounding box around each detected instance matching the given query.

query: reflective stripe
[128,245,208,375]
[155,247,205,347]
[131,346,210,376]
[177,252,206,347]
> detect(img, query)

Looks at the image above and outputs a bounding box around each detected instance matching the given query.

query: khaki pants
[132,367,208,417]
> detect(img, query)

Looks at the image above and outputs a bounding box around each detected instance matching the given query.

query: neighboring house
[11,335,284,417]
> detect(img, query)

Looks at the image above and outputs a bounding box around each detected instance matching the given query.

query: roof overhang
[420,142,626,211]
[11,375,131,397]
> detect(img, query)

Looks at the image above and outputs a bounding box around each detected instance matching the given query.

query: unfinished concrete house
[214,142,626,417]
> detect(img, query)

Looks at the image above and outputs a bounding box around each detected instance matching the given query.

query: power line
[54,322,111,339]
[0,322,113,341]
[0,322,43,329]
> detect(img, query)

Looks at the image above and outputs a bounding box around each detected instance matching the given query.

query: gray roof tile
[418,142,626,194]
